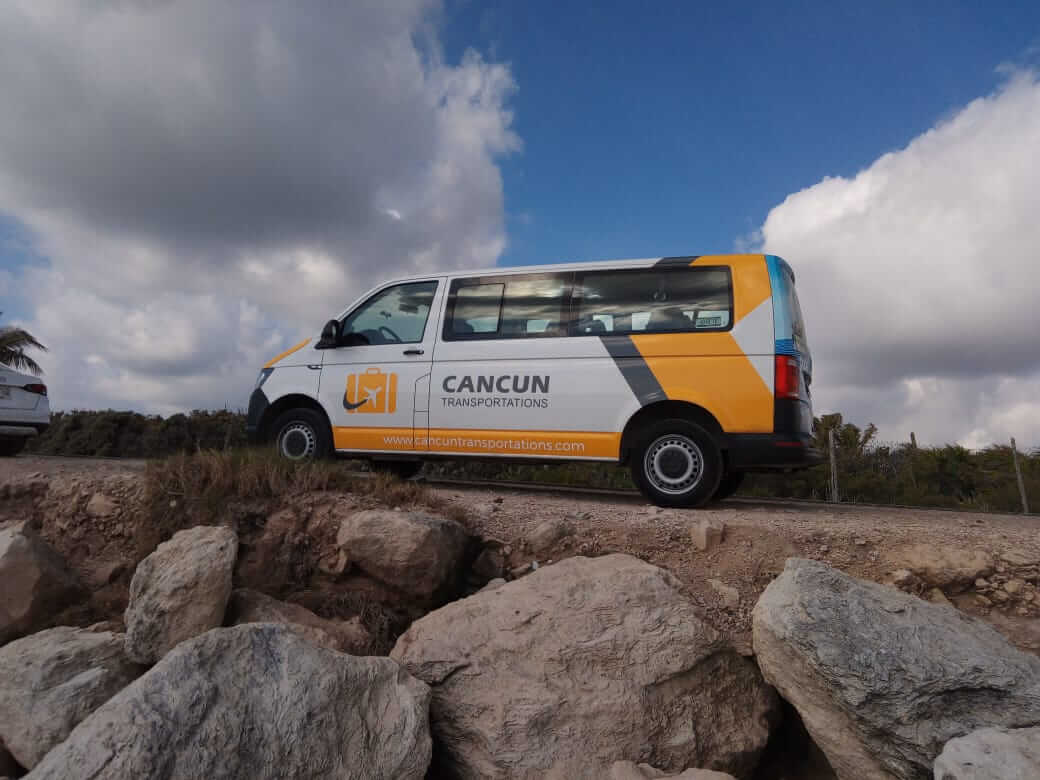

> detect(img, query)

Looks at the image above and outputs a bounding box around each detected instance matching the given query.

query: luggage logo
[344,367,397,414]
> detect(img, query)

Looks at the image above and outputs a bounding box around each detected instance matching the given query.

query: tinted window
[341,281,438,345]
[784,267,807,347]
[575,267,731,335]
[446,274,570,340]
[453,283,504,335]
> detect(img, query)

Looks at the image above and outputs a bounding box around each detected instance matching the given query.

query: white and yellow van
[247,254,820,507]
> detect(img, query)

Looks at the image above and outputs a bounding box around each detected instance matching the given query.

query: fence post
[828,428,839,503]
[908,431,918,489]
[1011,437,1029,515]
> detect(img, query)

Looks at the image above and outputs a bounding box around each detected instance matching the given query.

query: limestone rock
[28,624,431,780]
[610,761,736,779]
[691,518,725,552]
[0,627,141,768]
[926,587,953,607]
[392,554,778,779]
[84,493,118,518]
[471,547,507,581]
[226,589,370,654]
[933,726,1040,780]
[528,517,574,552]
[709,579,740,610]
[124,525,237,664]
[0,522,83,646]
[336,510,469,602]
[889,544,994,590]
[752,558,1040,780]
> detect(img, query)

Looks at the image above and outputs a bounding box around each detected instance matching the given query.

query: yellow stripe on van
[333,426,621,459]
[264,339,311,368]
[691,254,771,323]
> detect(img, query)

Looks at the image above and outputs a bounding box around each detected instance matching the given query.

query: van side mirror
[316,319,341,349]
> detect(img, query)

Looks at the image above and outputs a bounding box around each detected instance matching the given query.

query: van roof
[395,253,772,284]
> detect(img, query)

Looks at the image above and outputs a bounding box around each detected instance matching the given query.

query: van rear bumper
[725,433,823,470]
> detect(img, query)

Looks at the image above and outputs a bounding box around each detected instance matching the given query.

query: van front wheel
[630,419,722,508]
[271,409,332,461]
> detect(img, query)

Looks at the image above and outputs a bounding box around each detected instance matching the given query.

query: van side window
[341,280,438,345]
[574,267,732,335]
[445,274,571,340]
[453,283,504,335]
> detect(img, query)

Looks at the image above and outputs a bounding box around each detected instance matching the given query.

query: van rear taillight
[774,356,800,399]
[23,383,47,396]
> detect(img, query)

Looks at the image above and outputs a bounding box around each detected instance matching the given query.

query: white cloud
[757,70,1040,448]
[0,0,517,412]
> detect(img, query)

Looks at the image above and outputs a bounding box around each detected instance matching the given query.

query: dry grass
[140,449,461,554]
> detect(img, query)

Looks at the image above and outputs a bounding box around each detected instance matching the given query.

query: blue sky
[441,0,1040,266]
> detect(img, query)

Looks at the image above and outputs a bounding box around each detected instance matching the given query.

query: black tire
[712,470,745,502]
[370,460,424,479]
[270,408,332,461]
[0,437,26,457]
[629,418,723,508]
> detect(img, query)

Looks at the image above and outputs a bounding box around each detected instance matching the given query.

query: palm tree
[0,312,46,375]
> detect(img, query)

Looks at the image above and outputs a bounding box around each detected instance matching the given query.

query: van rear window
[574,267,732,335]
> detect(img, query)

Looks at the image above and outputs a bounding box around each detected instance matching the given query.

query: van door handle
[403,348,425,356]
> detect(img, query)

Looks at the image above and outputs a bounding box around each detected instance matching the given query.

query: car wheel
[0,437,26,457]
[629,418,722,508]
[712,470,745,502]
[370,460,423,479]
[271,409,332,461]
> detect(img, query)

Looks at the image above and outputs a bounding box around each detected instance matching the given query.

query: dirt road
[5,454,1039,654]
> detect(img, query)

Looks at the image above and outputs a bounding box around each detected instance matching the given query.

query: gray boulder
[610,762,736,779]
[933,727,1040,780]
[0,522,83,646]
[0,627,141,769]
[226,588,371,654]
[336,509,469,601]
[124,525,237,664]
[753,558,1040,780]
[28,623,431,780]
[392,554,779,780]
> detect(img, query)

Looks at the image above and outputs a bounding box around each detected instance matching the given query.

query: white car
[0,365,49,456]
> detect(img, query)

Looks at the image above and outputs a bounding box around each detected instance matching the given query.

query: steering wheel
[378,325,402,343]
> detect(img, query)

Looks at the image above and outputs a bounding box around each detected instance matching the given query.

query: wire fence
[742,426,1038,515]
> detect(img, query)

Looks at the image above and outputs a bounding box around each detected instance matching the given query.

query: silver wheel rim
[644,434,704,495]
[278,421,317,460]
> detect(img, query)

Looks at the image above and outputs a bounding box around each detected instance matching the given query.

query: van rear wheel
[271,409,332,461]
[0,437,26,457]
[630,419,722,508]
[712,470,745,502]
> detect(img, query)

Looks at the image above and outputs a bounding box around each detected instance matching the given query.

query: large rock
[889,544,994,591]
[392,554,779,780]
[226,589,371,654]
[0,627,141,769]
[123,525,237,664]
[752,558,1040,780]
[28,624,431,780]
[933,726,1040,779]
[610,762,736,779]
[0,522,83,646]
[336,509,470,601]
